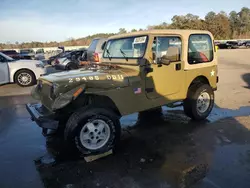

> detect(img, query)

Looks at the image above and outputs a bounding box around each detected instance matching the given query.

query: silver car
[0,52,46,87]
[54,49,87,70]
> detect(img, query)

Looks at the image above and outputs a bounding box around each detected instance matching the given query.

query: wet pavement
[0,95,250,188]
[0,49,250,188]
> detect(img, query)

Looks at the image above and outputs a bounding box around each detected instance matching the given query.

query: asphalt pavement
[0,49,250,188]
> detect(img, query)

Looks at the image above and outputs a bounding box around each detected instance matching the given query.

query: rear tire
[66,63,78,70]
[64,106,121,155]
[14,69,36,87]
[183,84,214,120]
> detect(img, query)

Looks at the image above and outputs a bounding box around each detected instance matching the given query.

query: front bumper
[26,103,58,130]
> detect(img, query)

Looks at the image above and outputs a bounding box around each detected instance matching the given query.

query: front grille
[40,83,54,110]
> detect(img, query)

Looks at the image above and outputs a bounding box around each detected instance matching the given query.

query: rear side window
[88,39,99,51]
[188,34,213,64]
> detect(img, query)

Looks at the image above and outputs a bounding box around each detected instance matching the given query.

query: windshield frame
[103,35,149,60]
[0,52,14,61]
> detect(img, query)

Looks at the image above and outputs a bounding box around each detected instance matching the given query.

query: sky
[0,0,249,43]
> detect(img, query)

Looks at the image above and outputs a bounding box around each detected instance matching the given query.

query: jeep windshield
[103,36,148,60]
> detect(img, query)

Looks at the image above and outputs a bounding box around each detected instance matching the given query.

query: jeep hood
[40,67,140,89]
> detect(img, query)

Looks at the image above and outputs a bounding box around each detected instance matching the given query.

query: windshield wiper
[105,49,112,61]
[120,49,128,61]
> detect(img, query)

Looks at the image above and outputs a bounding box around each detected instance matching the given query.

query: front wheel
[15,70,36,87]
[183,84,214,120]
[64,106,121,155]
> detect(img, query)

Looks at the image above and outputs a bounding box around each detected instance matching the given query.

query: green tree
[238,7,250,37]
[229,11,241,38]
[118,28,127,34]
[170,14,205,30]
[205,11,231,39]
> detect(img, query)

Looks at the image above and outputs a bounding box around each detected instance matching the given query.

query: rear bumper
[26,103,58,130]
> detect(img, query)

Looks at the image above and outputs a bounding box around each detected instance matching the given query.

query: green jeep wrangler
[26,30,218,155]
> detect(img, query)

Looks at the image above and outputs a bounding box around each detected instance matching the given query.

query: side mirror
[159,55,170,65]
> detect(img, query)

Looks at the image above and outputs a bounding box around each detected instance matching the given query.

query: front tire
[64,106,121,155]
[183,84,214,120]
[14,70,36,87]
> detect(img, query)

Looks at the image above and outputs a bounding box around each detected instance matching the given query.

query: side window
[152,36,182,62]
[88,39,99,51]
[188,34,213,64]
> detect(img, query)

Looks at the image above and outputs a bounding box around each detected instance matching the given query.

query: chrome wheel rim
[17,73,32,85]
[196,92,210,114]
[80,119,111,150]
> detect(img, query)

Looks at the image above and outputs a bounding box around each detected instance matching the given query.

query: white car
[0,52,46,87]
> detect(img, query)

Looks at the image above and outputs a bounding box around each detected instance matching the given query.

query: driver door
[145,35,184,99]
[0,55,9,84]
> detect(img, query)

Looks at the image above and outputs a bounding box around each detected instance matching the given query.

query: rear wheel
[15,70,36,87]
[64,106,121,155]
[183,84,214,120]
[66,63,78,70]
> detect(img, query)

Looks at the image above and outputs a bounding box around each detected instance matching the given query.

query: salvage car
[0,52,46,87]
[54,48,87,70]
[48,50,72,65]
[26,30,218,155]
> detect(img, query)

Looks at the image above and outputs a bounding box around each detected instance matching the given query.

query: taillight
[55,59,59,64]
[93,53,99,62]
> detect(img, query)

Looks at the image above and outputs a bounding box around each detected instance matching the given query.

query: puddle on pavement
[120,105,250,128]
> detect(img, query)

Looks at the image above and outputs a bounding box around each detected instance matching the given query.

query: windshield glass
[103,36,148,59]
[0,52,14,61]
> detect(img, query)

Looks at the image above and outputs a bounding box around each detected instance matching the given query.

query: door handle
[175,63,181,71]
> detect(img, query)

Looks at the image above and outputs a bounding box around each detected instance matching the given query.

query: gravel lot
[0,49,250,188]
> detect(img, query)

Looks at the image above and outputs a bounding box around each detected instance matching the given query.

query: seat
[165,46,180,62]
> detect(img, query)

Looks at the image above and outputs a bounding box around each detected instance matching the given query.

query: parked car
[19,49,35,59]
[54,49,87,70]
[87,38,107,64]
[0,52,46,87]
[35,48,45,60]
[0,50,21,60]
[217,41,238,49]
[241,40,250,48]
[246,41,250,48]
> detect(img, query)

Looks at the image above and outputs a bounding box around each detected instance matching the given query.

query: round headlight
[50,83,58,99]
